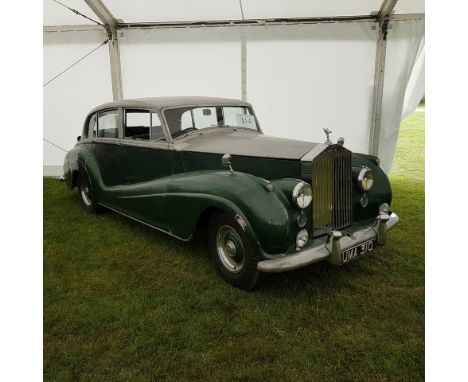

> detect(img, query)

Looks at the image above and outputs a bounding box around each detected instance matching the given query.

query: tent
[43,0,425,175]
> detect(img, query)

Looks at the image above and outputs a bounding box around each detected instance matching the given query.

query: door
[90,108,124,186]
[91,108,174,231]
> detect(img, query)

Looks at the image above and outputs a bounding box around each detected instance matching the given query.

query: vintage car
[63,96,399,289]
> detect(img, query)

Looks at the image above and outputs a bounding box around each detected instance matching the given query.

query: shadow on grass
[70,188,387,298]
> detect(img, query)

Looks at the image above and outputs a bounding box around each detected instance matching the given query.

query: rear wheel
[78,173,99,213]
[208,212,260,290]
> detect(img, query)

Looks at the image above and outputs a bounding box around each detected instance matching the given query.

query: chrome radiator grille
[311,147,353,237]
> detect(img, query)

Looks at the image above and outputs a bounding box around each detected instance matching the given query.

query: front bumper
[257,212,399,273]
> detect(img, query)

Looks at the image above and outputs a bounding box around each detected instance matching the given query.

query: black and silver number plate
[340,239,375,265]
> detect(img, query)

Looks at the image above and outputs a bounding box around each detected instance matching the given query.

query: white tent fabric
[43,30,112,173]
[43,0,425,25]
[43,0,425,175]
[402,35,425,120]
[44,0,97,25]
[379,19,425,170]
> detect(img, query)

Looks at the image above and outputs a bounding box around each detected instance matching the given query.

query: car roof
[89,96,252,114]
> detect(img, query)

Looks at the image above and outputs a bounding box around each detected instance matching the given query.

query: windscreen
[164,106,258,138]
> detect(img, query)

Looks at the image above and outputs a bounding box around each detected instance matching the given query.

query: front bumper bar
[257,212,399,273]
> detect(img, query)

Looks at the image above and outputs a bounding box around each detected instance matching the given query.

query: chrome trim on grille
[311,146,352,237]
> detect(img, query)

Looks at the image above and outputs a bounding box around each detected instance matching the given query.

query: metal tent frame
[44,0,424,157]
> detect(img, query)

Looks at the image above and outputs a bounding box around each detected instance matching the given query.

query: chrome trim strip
[99,203,192,242]
[257,212,399,273]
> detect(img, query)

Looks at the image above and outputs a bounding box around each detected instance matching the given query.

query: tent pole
[84,0,123,101]
[238,0,247,101]
[240,36,247,101]
[369,0,398,156]
[43,14,424,33]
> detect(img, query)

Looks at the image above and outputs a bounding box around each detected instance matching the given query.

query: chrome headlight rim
[357,167,374,192]
[292,181,312,209]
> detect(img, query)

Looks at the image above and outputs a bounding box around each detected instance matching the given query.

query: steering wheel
[172,127,197,138]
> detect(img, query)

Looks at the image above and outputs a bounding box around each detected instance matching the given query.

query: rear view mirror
[77,135,81,142]
[202,109,212,116]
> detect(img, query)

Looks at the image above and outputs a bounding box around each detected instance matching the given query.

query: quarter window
[87,113,97,138]
[97,109,119,138]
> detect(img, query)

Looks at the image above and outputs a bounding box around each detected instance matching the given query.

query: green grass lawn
[44,112,424,381]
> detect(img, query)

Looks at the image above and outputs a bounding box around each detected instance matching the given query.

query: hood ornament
[323,128,332,144]
[221,153,234,173]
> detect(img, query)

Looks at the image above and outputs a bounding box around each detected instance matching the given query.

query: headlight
[357,167,374,192]
[292,182,312,209]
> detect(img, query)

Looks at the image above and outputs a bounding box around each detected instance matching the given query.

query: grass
[44,111,424,381]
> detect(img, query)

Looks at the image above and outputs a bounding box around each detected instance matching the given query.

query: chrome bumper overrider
[257,212,399,273]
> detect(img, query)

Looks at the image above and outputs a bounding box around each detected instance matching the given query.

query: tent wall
[244,22,376,155]
[119,28,242,99]
[43,17,424,175]
[43,29,112,175]
[119,22,377,154]
[379,19,425,171]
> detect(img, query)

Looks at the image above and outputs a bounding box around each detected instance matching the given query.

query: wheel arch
[164,171,296,255]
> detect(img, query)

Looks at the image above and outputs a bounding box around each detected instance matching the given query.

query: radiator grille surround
[311,146,353,237]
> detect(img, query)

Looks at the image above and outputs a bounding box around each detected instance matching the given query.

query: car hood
[173,128,320,160]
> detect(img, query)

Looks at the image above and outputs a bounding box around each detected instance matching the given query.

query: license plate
[340,239,375,265]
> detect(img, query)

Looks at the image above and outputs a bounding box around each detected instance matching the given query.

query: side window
[125,110,150,140]
[97,109,119,138]
[151,112,166,141]
[87,113,97,138]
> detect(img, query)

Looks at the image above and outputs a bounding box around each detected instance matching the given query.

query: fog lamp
[379,203,389,214]
[296,229,309,248]
[296,212,307,228]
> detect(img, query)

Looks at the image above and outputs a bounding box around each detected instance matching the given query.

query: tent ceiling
[43,0,425,26]
[394,0,425,14]
[44,0,97,26]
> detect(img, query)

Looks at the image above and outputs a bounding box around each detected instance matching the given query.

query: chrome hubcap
[216,225,245,273]
[225,240,237,257]
[80,185,92,207]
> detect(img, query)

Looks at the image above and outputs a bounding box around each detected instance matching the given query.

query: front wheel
[208,212,260,290]
[78,173,99,213]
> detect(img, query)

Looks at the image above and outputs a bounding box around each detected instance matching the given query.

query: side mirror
[221,153,234,172]
[77,135,81,142]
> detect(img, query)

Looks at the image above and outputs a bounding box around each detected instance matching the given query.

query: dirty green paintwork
[351,153,392,221]
[63,101,393,260]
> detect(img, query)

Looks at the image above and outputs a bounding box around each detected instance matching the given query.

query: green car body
[64,96,399,286]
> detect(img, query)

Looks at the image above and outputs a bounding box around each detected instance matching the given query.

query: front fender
[164,170,296,255]
[352,153,392,221]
